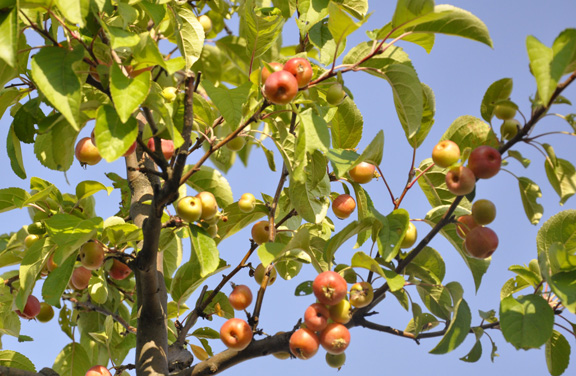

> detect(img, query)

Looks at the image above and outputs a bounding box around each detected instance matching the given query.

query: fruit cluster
[432,140,501,258]
[261,57,313,105]
[176,191,221,238]
[74,131,175,166]
[288,271,374,368]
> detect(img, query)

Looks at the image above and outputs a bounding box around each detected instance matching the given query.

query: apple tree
[0,1,575,375]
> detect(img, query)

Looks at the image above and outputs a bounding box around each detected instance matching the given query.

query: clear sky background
[1,1,576,375]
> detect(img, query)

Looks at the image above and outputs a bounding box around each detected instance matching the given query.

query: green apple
[176,196,203,222]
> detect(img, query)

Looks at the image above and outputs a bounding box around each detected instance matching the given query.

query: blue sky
[1,1,576,375]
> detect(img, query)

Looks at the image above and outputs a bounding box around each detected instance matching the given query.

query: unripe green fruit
[161,87,178,102]
[198,15,212,33]
[36,302,54,323]
[326,83,346,106]
[79,242,105,270]
[500,119,520,140]
[400,222,417,249]
[24,234,41,248]
[254,263,277,286]
[494,103,517,120]
[225,136,246,151]
[471,199,496,225]
[326,352,346,368]
[238,193,256,213]
[432,140,461,168]
[27,222,46,235]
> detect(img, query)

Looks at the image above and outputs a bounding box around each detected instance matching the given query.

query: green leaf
[185,165,234,208]
[45,214,102,264]
[357,129,384,167]
[53,343,91,376]
[327,2,362,48]
[500,294,554,350]
[191,327,220,340]
[257,242,285,267]
[330,96,363,149]
[429,299,471,354]
[6,124,26,179]
[202,80,252,129]
[243,0,284,58]
[480,78,513,123]
[395,5,492,47]
[309,21,344,66]
[391,0,434,27]
[104,26,141,50]
[55,0,89,26]
[297,108,330,155]
[94,104,139,162]
[0,8,18,67]
[30,46,84,129]
[0,87,23,119]
[385,64,423,139]
[544,156,576,205]
[42,254,75,307]
[507,150,530,168]
[553,29,576,76]
[289,150,331,224]
[15,238,49,310]
[518,177,544,225]
[189,225,220,278]
[110,64,151,123]
[404,246,445,284]
[171,259,228,305]
[408,83,436,148]
[351,251,405,291]
[296,0,329,35]
[546,330,571,376]
[170,4,205,70]
[425,205,490,291]
[416,284,452,320]
[440,115,500,149]
[377,208,409,262]
[75,180,112,202]
[324,218,374,267]
[0,350,36,372]
[34,115,79,171]
[0,188,29,213]
[460,327,483,363]
[327,148,360,178]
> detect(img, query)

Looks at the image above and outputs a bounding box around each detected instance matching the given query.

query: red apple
[261,62,284,83]
[75,137,102,166]
[464,226,499,259]
[283,57,313,88]
[108,259,132,280]
[85,365,112,376]
[147,138,175,160]
[455,215,479,239]
[349,162,375,184]
[445,166,476,196]
[263,70,299,105]
[468,146,501,179]
[332,194,356,219]
[15,295,41,320]
[220,318,253,351]
[70,266,92,290]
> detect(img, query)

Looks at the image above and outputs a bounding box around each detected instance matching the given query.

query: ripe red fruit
[319,323,351,355]
[220,318,253,351]
[228,284,253,311]
[332,194,356,220]
[468,146,502,179]
[455,215,479,239]
[471,199,497,225]
[445,166,476,196]
[108,259,131,280]
[349,281,374,308]
[75,137,102,166]
[147,138,175,160]
[432,140,461,168]
[263,70,299,105]
[251,221,272,245]
[261,62,284,83]
[349,162,376,184]
[85,365,112,376]
[304,303,330,332]
[15,295,41,320]
[289,328,320,360]
[79,242,105,270]
[465,226,499,259]
[70,266,92,290]
[283,57,313,88]
[312,271,347,306]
